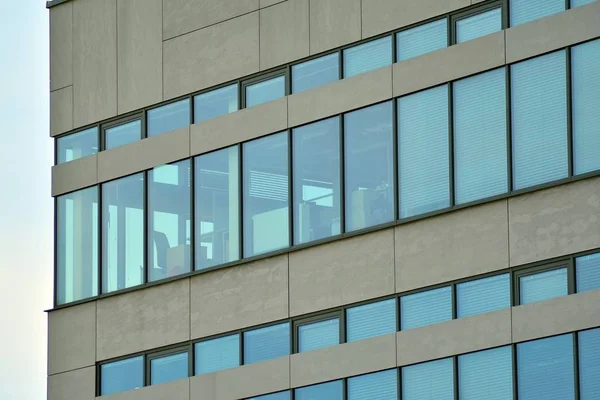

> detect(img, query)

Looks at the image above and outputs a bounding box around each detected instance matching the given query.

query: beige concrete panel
[506,2,600,63]
[190,374,216,400]
[513,289,600,343]
[96,279,190,361]
[509,177,600,266]
[163,0,258,40]
[216,357,290,400]
[261,0,287,6]
[163,12,259,100]
[190,97,286,156]
[50,2,72,91]
[48,302,96,375]
[52,154,98,197]
[288,65,392,128]
[393,31,505,97]
[260,0,309,70]
[50,86,73,136]
[97,126,190,183]
[397,309,512,366]
[47,366,95,400]
[73,0,117,128]
[190,255,289,339]
[101,379,190,400]
[395,200,509,293]
[362,0,470,39]
[310,0,361,54]
[289,229,395,317]
[117,0,163,114]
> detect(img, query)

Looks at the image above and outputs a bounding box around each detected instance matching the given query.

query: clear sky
[0,1,52,399]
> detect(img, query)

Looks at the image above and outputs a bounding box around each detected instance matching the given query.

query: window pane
[510,0,565,26]
[454,68,507,204]
[150,352,188,385]
[102,174,144,293]
[194,84,238,124]
[579,328,600,398]
[243,323,290,365]
[457,274,510,318]
[298,318,339,353]
[572,39,600,175]
[147,99,190,137]
[398,85,450,218]
[511,50,568,190]
[195,334,240,375]
[576,252,600,293]
[57,127,98,164]
[57,187,98,304]
[105,119,141,150]
[401,286,452,330]
[296,380,343,400]
[195,147,240,271]
[456,8,502,43]
[572,0,596,7]
[348,369,398,400]
[343,36,392,78]
[292,53,339,93]
[517,334,575,400]
[293,117,341,244]
[459,346,513,400]
[520,267,568,305]
[248,391,291,400]
[346,299,396,342]
[243,132,289,257]
[344,102,394,231]
[397,19,447,62]
[148,160,191,282]
[246,76,285,108]
[100,356,144,395]
[402,358,454,400]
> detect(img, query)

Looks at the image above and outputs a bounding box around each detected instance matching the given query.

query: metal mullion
[189,94,194,125]
[448,83,455,207]
[397,366,403,400]
[339,115,346,234]
[190,157,196,273]
[573,332,581,400]
[144,354,151,387]
[238,144,244,259]
[506,66,513,192]
[98,184,103,297]
[142,110,148,140]
[566,46,574,178]
[240,330,245,366]
[451,283,458,320]
[392,98,399,221]
[568,255,577,295]
[512,344,519,400]
[288,129,294,248]
[338,49,344,79]
[453,355,459,400]
[143,170,149,284]
[189,342,194,378]
[392,29,398,63]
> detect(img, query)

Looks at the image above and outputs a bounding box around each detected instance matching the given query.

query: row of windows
[55,0,595,164]
[97,249,600,395]
[56,38,600,305]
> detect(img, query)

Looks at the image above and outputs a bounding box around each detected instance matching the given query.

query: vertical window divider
[568,255,577,295]
[141,110,148,140]
[396,296,402,332]
[143,170,149,285]
[288,129,294,248]
[338,49,344,80]
[501,0,510,29]
[397,366,403,400]
[238,143,244,259]
[573,332,581,400]
[448,83,456,207]
[511,344,519,400]
[566,46,574,178]
[190,156,196,274]
[451,283,458,319]
[188,342,194,379]
[339,115,346,234]
[505,66,514,192]
[285,65,292,96]
[53,198,59,307]
[239,331,245,366]
[453,355,459,400]
[342,377,348,400]
[98,184,103,296]
[392,98,400,221]
[340,306,347,344]
[144,353,151,387]
[391,29,398,63]
[189,94,194,125]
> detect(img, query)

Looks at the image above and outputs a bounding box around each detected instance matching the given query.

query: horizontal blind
[292,53,339,94]
[457,273,510,318]
[195,334,240,374]
[401,286,452,330]
[100,356,144,395]
[456,8,502,43]
[458,346,513,400]
[520,268,568,305]
[396,19,447,62]
[402,358,454,400]
[576,252,600,293]
[346,298,396,342]
[295,380,344,400]
[343,36,392,78]
[249,391,292,400]
[578,328,600,398]
[150,352,188,385]
[348,369,398,400]
[571,0,596,6]
[510,0,565,26]
[298,318,340,352]
[243,323,290,364]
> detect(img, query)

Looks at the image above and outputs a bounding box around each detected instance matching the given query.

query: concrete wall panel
[50,2,72,91]
[101,379,190,400]
[51,154,98,197]
[47,366,95,400]
[309,0,361,54]
[50,86,73,136]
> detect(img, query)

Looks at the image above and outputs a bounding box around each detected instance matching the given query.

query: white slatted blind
[346,299,396,342]
[456,8,502,43]
[576,252,600,293]
[243,323,290,364]
[457,274,510,318]
[458,346,513,400]
[195,334,240,374]
[396,19,447,62]
[348,369,398,400]
[402,358,454,400]
[510,0,565,26]
[579,328,600,398]
[401,286,452,330]
[520,268,568,305]
[298,318,339,352]
[343,36,392,78]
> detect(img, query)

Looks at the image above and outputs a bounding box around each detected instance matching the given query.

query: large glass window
[457,274,510,318]
[57,186,98,304]
[243,323,290,365]
[297,318,340,353]
[148,160,191,282]
[346,298,396,342]
[396,19,447,62]
[572,0,596,7]
[292,53,340,94]
[401,286,452,330]
[57,127,98,164]
[456,8,502,44]
[194,147,240,271]
[102,174,144,294]
[343,36,392,78]
[295,380,343,400]
[576,252,600,293]
[579,328,600,398]
[344,102,394,231]
[243,132,289,257]
[519,267,568,305]
[572,39,600,175]
[249,391,291,400]
[100,356,144,396]
[511,51,568,190]
[458,346,513,400]
[194,84,238,124]
[510,0,565,26]
[293,117,341,244]
[195,334,240,375]
[402,358,454,400]
[147,99,190,137]
[105,119,141,150]
[398,85,450,218]
[517,334,575,400]
[245,75,286,108]
[454,68,507,204]
[150,351,188,385]
[348,369,397,400]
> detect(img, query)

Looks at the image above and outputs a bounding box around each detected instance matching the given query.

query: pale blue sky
[0,1,52,399]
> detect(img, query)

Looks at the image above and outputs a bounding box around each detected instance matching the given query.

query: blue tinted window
[249,391,291,400]
[454,68,507,204]
[457,274,510,318]
[510,0,565,26]
[456,8,502,43]
[246,76,285,108]
[147,99,189,137]
[298,318,339,353]
[402,358,454,400]
[194,334,240,375]
[517,334,575,400]
[343,36,392,78]
[520,267,568,305]
[346,298,396,342]
[194,84,238,124]
[572,0,596,6]
[511,51,568,190]
[105,119,141,150]
[579,328,600,398]
[150,352,188,385]
[572,39,600,175]
[101,356,144,395]
[459,346,513,399]
[296,380,343,400]
[244,323,290,364]
[57,127,98,164]
[397,19,447,62]
[292,53,339,93]
[401,286,452,330]
[348,369,398,400]
[576,252,600,293]
[398,85,450,218]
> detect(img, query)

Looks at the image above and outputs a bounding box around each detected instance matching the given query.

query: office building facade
[47,0,600,399]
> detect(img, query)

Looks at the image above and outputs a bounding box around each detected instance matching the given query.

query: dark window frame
[293,311,344,353]
[450,0,507,45]
[512,259,575,305]
[241,68,289,109]
[100,112,145,152]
